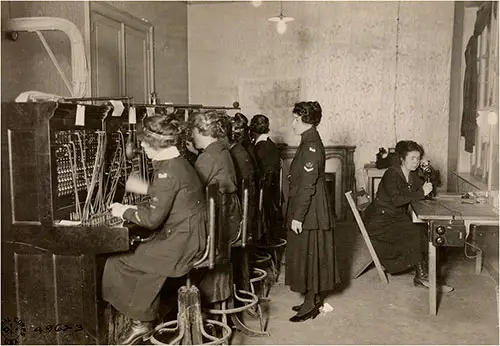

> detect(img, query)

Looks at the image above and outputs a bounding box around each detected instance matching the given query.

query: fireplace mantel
[277,144,356,221]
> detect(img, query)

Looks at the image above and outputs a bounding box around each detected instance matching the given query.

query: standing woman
[103,116,207,344]
[285,101,339,322]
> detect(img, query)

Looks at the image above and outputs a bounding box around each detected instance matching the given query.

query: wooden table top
[410,193,499,222]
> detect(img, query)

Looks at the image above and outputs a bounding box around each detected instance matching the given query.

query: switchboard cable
[82,131,105,220]
[95,131,108,214]
[104,133,125,208]
[64,144,81,220]
[75,132,89,190]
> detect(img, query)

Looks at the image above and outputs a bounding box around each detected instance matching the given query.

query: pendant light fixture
[251,0,262,8]
[268,1,294,34]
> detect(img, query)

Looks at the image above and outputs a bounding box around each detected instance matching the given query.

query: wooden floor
[229,222,499,345]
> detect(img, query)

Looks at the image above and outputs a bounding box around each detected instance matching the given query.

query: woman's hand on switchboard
[109,203,137,219]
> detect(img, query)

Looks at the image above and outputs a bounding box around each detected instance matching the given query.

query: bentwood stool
[254,175,287,283]
[203,178,268,338]
[228,178,269,337]
[150,184,232,345]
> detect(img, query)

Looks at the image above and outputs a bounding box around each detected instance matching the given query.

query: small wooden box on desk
[364,163,387,201]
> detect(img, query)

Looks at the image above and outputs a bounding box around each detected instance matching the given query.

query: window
[89,2,155,103]
[462,2,498,189]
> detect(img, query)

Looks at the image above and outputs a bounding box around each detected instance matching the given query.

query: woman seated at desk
[364,140,453,292]
[103,116,208,344]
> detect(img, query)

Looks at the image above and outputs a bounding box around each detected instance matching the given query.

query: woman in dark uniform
[190,110,242,303]
[363,140,453,291]
[226,115,256,184]
[285,101,339,322]
[103,116,207,344]
[233,112,258,172]
[250,114,282,241]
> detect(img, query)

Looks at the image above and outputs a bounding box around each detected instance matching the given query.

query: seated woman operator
[103,115,207,345]
[363,140,453,292]
[249,114,283,241]
[189,110,242,303]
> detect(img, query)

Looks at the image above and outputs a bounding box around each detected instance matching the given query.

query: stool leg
[189,286,203,344]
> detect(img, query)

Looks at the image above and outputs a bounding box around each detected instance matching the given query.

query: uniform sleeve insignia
[158,173,168,179]
[134,211,142,222]
[304,162,314,172]
[309,146,316,152]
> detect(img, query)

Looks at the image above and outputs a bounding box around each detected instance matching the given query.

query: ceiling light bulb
[277,20,287,34]
[252,0,262,7]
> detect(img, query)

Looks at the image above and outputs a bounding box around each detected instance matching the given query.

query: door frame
[85,1,155,100]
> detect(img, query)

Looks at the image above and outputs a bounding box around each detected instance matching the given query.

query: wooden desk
[410,194,499,316]
[364,164,387,200]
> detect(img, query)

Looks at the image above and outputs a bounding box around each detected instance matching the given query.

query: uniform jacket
[229,142,255,183]
[285,127,334,230]
[122,149,207,277]
[366,165,425,220]
[241,138,259,176]
[194,140,242,255]
[254,136,281,207]
[195,140,238,194]
[254,136,281,176]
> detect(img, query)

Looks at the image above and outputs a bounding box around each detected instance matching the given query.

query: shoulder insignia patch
[158,173,168,179]
[309,146,316,152]
[304,162,314,172]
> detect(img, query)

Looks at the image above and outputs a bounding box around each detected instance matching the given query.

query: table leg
[429,239,437,316]
[469,225,483,274]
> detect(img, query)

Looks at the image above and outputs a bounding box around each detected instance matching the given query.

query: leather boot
[117,320,153,345]
[415,260,428,280]
[413,262,454,293]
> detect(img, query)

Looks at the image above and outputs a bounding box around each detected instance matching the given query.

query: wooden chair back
[345,190,388,284]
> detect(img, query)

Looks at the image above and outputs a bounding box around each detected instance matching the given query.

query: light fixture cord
[393,1,401,145]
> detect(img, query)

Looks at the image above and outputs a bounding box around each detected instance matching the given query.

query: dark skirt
[364,204,426,274]
[285,228,339,294]
[102,256,167,321]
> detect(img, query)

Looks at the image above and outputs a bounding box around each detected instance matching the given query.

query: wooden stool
[151,184,232,345]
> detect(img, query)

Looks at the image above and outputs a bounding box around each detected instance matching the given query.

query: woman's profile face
[191,127,203,149]
[402,150,421,171]
[292,114,304,135]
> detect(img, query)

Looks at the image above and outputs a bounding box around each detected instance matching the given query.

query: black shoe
[292,304,303,312]
[415,261,428,280]
[117,320,153,345]
[413,277,454,293]
[289,304,321,322]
